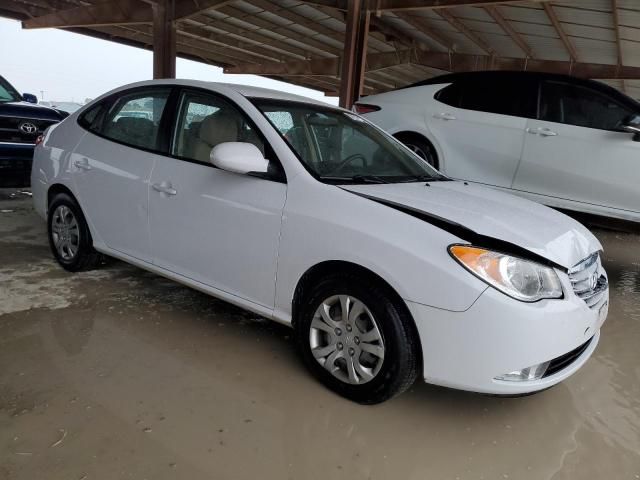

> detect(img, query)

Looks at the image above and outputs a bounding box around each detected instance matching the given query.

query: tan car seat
[192,112,239,162]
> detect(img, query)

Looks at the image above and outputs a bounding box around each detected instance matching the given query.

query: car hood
[0,100,64,121]
[341,181,602,269]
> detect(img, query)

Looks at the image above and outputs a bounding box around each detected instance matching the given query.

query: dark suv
[0,75,67,187]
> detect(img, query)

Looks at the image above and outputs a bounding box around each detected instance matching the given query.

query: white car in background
[32,80,608,403]
[356,71,640,223]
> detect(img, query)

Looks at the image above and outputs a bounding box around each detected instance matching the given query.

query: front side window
[540,81,635,131]
[173,91,264,163]
[101,89,170,150]
[253,99,443,184]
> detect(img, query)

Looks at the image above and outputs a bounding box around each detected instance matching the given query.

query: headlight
[449,245,563,302]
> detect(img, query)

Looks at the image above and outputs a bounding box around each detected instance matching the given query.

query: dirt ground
[1,188,639,480]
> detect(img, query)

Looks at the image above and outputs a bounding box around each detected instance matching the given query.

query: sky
[0,17,338,105]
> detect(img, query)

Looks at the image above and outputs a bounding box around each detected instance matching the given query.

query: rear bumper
[0,142,34,187]
[407,283,608,395]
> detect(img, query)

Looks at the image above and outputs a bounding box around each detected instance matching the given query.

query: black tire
[294,273,420,404]
[395,133,438,169]
[47,193,102,272]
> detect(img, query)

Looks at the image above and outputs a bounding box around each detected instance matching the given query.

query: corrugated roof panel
[618,0,640,10]
[620,26,640,42]
[562,23,616,42]
[480,33,526,57]
[497,5,549,25]
[553,0,611,11]
[456,19,508,36]
[510,21,558,38]
[573,37,618,64]
[445,6,494,22]
[621,41,640,66]
[553,6,612,29]
[521,35,571,61]
[618,7,640,26]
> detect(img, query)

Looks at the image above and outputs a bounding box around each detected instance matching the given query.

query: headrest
[198,113,238,147]
[116,116,154,135]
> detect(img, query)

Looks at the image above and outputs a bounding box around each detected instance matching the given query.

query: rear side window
[101,89,170,151]
[437,78,535,118]
[540,81,635,131]
[77,103,105,132]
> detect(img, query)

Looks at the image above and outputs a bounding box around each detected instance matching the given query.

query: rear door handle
[73,158,92,170]
[152,182,177,196]
[433,112,456,121]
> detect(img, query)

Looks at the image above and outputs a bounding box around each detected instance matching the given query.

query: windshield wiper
[398,174,450,183]
[320,175,390,184]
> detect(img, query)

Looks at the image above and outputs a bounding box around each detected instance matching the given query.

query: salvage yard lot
[1,188,639,480]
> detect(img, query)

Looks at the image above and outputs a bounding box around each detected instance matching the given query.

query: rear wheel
[48,193,102,272]
[294,273,420,404]
[394,133,438,169]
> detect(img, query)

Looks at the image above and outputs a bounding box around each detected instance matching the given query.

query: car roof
[99,79,334,107]
[406,70,606,89]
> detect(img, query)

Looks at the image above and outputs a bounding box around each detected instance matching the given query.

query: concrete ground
[1,188,639,480]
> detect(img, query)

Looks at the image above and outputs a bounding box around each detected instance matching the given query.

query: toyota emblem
[19,122,37,134]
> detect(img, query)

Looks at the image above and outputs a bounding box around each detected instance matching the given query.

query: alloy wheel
[51,205,80,261]
[309,295,385,385]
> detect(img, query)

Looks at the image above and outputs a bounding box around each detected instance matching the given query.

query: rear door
[426,76,536,188]
[148,88,287,309]
[513,79,640,215]
[72,87,172,262]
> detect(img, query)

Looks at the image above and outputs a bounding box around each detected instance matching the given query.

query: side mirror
[22,93,38,104]
[210,142,269,175]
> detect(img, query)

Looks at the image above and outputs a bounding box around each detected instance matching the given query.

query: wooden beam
[436,9,495,55]
[303,0,546,12]
[369,16,415,47]
[22,0,233,29]
[543,2,578,62]
[153,0,176,78]
[339,0,369,108]
[484,5,534,58]
[225,49,640,80]
[395,12,456,51]
[23,0,150,28]
[612,0,626,93]
[174,0,235,20]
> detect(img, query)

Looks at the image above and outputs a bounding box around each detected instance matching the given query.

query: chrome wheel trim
[406,143,435,167]
[309,295,385,385]
[51,205,80,261]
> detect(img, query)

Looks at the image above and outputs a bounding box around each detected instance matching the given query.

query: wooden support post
[339,0,369,109]
[153,0,176,79]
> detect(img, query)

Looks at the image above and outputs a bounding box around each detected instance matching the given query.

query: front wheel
[395,133,438,169]
[294,273,420,404]
[48,193,103,272]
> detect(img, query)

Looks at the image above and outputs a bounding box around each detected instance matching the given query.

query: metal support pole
[339,0,369,109]
[152,0,176,79]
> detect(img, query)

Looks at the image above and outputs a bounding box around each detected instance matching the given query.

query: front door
[513,79,640,216]
[148,89,287,309]
[72,87,172,262]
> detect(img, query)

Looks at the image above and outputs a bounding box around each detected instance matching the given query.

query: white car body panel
[360,81,640,223]
[31,79,609,395]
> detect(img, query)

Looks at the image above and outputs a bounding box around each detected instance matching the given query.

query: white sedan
[31,80,609,403]
[356,71,640,223]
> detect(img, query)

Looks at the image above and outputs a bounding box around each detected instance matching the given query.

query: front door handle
[433,112,456,121]
[152,182,177,196]
[73,159,92,171]
[538,127,557,137]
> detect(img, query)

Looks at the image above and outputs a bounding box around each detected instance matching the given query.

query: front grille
[0,116,58,143]
[568,252,608,309]
[543,337,593,378]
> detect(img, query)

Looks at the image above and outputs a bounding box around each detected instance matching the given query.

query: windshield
[252,99,445,184]
[0,76,21,103]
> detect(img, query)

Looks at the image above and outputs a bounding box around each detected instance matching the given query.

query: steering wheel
[323,153,367,176]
